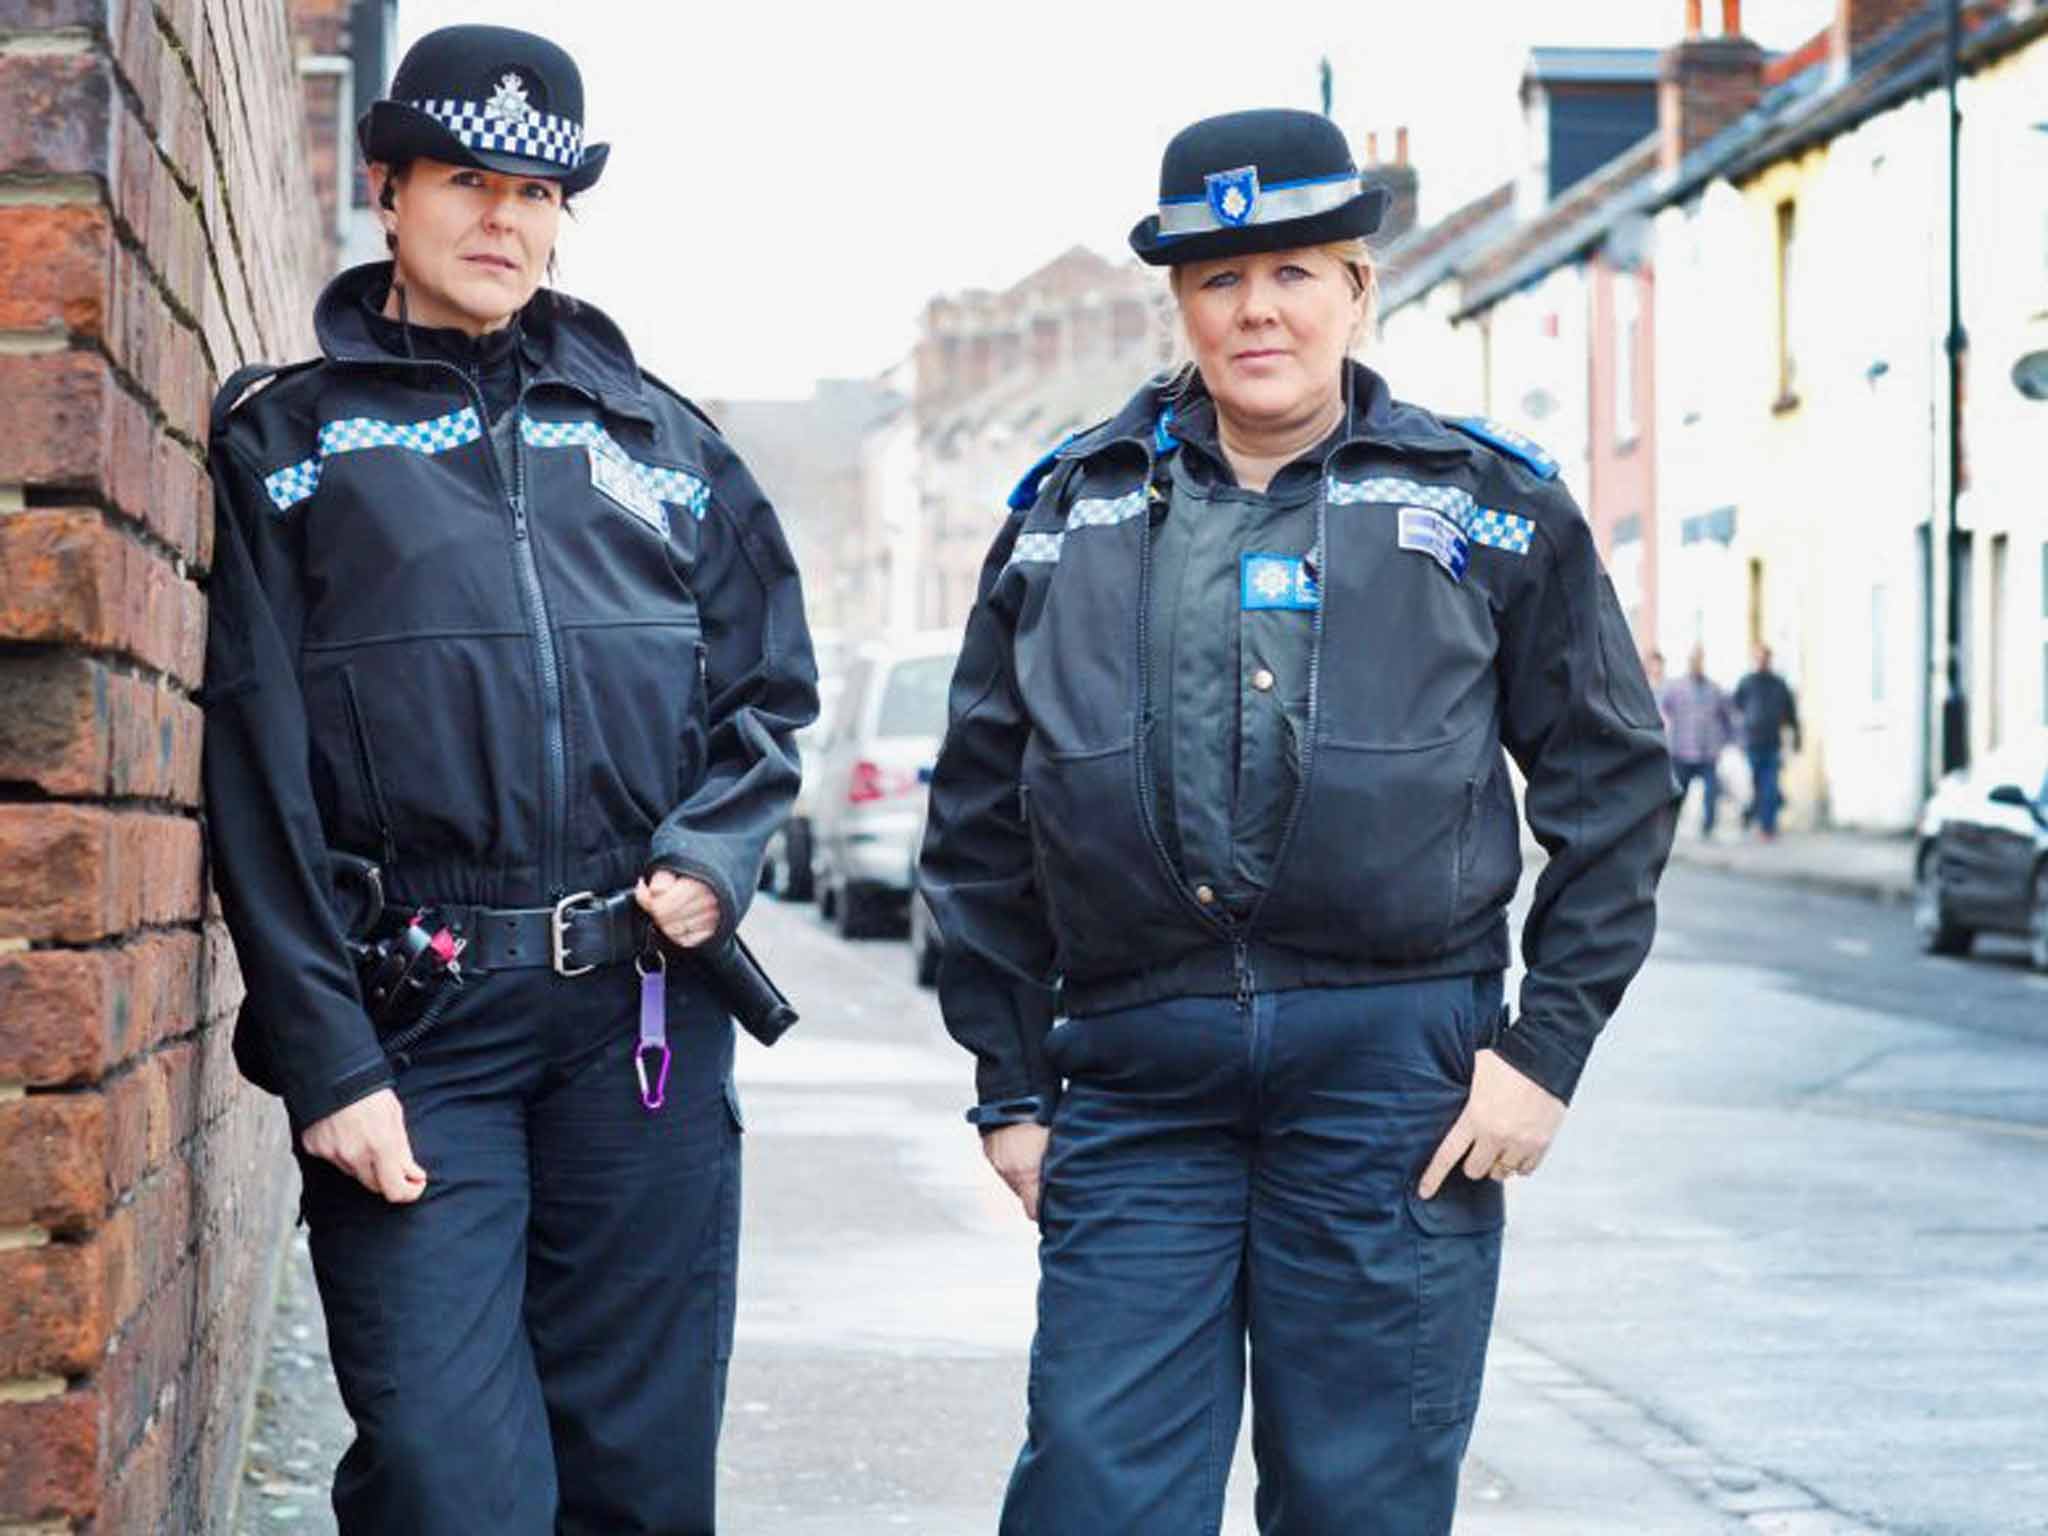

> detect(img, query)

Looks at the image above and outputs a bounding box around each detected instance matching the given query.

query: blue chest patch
[1241,552,1320,612]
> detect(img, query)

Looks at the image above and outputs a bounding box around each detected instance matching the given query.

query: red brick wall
[0,0,337,1529]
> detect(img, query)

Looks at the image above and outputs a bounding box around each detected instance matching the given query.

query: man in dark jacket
[1735,645,1801,838]
[203,27,814,1533]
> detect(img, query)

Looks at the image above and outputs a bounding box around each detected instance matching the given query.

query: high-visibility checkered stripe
[519,415,712,520]
[1067,491,1146,529]
[1327,476,1477,527]
[1467,510,1535,554]
[262,407,484,512]
[1006,532,1065,569]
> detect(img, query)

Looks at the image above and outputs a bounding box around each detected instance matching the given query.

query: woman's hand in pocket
[983,1122,1051,1222]
[1417,1050,1565,1198]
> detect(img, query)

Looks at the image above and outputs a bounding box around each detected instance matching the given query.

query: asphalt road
[234,862,2048,1534]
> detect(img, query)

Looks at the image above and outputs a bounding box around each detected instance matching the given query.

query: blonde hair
[1165,239,1381,369]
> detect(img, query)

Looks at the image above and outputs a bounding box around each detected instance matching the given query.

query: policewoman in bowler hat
[202,25,815,1532]
[921,109,1677,1531]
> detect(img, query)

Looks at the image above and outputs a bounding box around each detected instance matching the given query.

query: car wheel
[783,820,815,903]
[838,881,881,941]
[911,900,940,988]
[2029,868,2048,974]
[1912,847,1972,957]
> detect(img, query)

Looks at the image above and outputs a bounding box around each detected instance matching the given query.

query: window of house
[1774,199,1798,407]
[1614,276,1639,446]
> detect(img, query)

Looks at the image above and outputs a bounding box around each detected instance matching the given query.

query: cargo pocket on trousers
[1406,1172,1506,1426]
[715,1085,743,1362]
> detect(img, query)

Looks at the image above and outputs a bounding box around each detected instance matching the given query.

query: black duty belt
[437,889,648,976]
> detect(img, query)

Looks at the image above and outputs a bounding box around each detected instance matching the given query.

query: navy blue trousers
[296,962,740,1535]
[1002,975,1506,1536]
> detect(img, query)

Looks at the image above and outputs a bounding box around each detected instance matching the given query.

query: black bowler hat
[358,24,607,194]
[1129,108,1387,266]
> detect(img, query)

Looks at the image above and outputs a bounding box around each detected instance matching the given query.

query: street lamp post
[1940,0,1969,775]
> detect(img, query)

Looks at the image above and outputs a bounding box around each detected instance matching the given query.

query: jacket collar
[314,262,655,423]
[1061,359,1453,470]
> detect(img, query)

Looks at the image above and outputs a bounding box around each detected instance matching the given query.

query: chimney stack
[1830,0,1927,69]
[1365,130,1380,165]
[1363,125,1419,243]
[1658,1,1764,174]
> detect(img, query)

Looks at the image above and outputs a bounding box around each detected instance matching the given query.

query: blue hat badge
[1205,165,1261,228]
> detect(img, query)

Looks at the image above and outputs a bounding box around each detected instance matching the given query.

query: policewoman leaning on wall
[201,26,816,1534]
[920,109,1679,1534]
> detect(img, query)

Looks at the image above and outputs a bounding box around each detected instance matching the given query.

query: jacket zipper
[1240,477,1329,933]
[340,666,399,873]
[377,358,569,900]
[503,412,570,899]
[1130,445,1241,951]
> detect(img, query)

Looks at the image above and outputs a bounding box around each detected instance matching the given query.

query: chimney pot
[1722,0,1742,34]
[1365,130,1380,165]
[1395,125,1409,166]
[1685,0,1703,37]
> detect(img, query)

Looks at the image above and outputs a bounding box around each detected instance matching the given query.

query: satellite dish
[2013,349,2048,401]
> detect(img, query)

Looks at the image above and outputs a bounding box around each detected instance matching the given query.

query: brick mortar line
[0,639,203,701]
[151,3,270,364]
[76,330,209,464]
[0,783,203,814]
[94,23,240,377]
[0,914,213,953]
[180,2,276,364]
[0,26,95,54]
[11,475,208,580]
[0,173,101,205]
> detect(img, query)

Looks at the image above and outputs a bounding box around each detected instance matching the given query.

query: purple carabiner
[635,948,670,1112]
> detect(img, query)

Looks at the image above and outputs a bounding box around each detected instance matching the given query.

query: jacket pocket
[339,666,398,868]
[1406,1173,1505,1427]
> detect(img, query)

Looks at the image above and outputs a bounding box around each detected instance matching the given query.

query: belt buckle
[550,891,603,977]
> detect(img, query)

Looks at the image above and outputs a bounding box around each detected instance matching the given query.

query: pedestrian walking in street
[1734,645,1801,838]
[919,109,1678,1536]
[1659,645,1739,839]
[201,26,816,1533]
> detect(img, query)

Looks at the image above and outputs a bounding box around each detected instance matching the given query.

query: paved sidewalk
[1663,825,1915,904]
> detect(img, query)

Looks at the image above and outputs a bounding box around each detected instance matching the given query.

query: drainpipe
[1939,0,1968,775]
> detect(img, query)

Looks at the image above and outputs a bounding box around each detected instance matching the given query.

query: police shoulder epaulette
[1006,434,1079,511]
[639,368,722,436]
[208,359,318,442]
[1445,416,1559,480]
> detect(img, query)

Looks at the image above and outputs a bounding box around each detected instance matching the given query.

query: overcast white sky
[395,1,1837,397]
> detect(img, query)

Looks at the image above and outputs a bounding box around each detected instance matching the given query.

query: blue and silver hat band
[1155,170,1362,238]
[405,98,584,169]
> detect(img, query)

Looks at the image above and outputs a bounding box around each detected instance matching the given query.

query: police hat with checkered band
[1129,108,1387,267]
[358,24,607,194]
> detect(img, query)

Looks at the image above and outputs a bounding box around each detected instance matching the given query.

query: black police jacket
[203,263,817,1130]
[919,363,1678,1120]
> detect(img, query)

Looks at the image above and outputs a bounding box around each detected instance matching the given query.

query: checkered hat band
[520,415,711,519]
[408,99,584,169]
[263,408,484,512]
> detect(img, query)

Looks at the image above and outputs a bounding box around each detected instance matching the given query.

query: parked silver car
[1914,731,2048,969]
[812,632,959,939]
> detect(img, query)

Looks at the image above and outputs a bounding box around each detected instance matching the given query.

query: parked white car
[811,633,959,939]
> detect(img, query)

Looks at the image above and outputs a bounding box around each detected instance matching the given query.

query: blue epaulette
[1446,416,1559,480]
[1007,434,1079,511]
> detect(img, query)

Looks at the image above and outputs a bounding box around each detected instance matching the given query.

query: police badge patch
[588,440,665,532]
[1205,165,1261,228]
